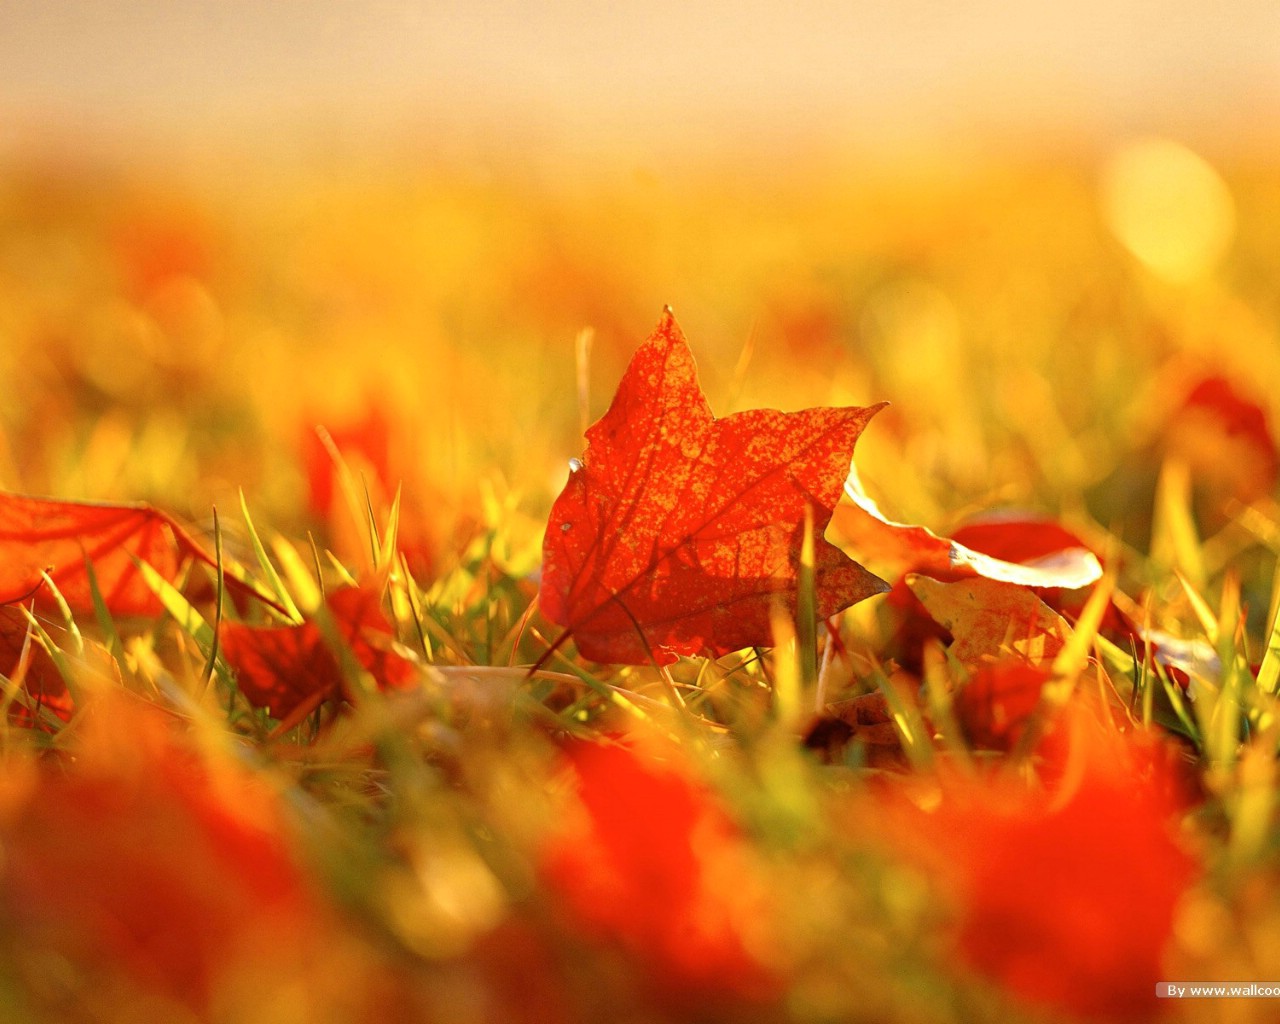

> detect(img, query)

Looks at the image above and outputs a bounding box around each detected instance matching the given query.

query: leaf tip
[656,304,684,339]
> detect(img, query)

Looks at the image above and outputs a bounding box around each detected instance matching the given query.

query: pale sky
[2,1,1278,159]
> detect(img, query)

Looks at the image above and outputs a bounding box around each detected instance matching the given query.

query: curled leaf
[834,477,1102,590]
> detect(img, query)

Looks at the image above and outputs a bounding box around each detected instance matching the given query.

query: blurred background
[4,1,1279,162]
[1,0,1278,575]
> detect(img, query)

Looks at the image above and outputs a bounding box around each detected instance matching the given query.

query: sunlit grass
[1,144,1280,1021]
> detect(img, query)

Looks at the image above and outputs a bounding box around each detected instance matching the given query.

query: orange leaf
[0,694,326,1013]
[877,707,1197,1021]
[540,735,781,1006]
[0,491,267,618]
[906,575,1071,666]
[540,310,888,664]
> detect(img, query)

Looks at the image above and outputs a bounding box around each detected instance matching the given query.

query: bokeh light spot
[1101,137,1235,283]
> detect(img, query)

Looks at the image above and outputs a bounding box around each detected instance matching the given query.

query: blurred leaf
[219,583,416,721]
[0,491,274,618]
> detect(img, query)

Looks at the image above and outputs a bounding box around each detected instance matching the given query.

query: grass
[0,143,1279,1021]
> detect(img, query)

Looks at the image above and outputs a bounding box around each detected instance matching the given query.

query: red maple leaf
[0,491,267,618]
[540,310,888,664]
[219,584,416,720]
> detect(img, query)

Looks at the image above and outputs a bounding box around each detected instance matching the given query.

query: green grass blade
[1257,565,1280,696]
[379,485,402,572]
[19,606,85,712]
[81,555,124,663]
[134,558,214,646]
[239,489,303,623]
[201,505,226,693]
[133,557,237,696]
[37,572,83,657]
[872,664,933,771]
[796,504,818,692]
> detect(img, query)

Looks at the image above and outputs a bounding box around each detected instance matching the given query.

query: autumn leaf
[1165,373,1279,503]
[953,660,1056,752]
[540,734,782,1006]
[219,584,417,720]
[834,477,1103,590]
[0,491,267,618]
[0,693,328,1014]
[875,706,1197,1021]
[906,575,1071,666]
[949,514,1100,569]
[873,515,1104,677]
[540,309,888,664]
[804,689,911,769]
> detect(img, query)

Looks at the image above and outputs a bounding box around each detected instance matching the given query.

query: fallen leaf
[1165,374,1279,503]
[804,689,910,769]
[882,514,1121,673]
[834,476,1103,590]
[876,706,1198,1021]
[882,515,1194,709]
[949,514,1098,568]
[540,734,782,1006]
[540,309,888,664]
[0,491,267,618]
[219,584,417,720]
[951,515,1135,632]
[0,693,327,1014]
[953,660,1055,751]
[906,575,1071,666]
